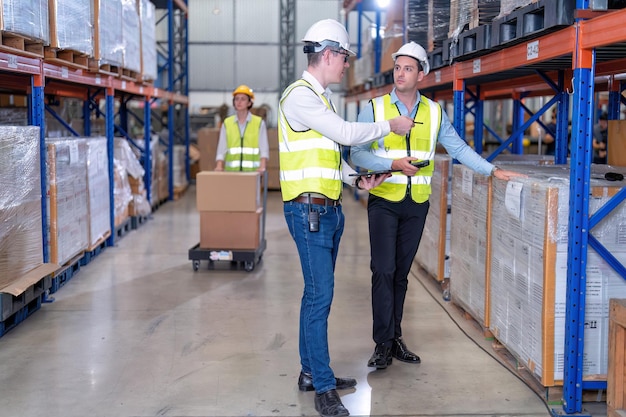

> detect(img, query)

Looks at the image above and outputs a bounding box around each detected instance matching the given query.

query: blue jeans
[284,200,344,394]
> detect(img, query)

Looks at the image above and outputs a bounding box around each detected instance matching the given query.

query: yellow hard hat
[233,84,254,100]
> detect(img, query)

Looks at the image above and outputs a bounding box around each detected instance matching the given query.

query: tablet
[349,169,393,177]
[349,160,430,177]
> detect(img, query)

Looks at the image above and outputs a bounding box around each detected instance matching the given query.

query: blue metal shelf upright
[153,0,190,199]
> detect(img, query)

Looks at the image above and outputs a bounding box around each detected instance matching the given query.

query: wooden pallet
[44,47,90,70]
[0,31,44,58]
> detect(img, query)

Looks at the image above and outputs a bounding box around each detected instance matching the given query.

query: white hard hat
[392,41,430,75]
[302,19,355,55]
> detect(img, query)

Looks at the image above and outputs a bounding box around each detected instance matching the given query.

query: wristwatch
[491,166,500,176]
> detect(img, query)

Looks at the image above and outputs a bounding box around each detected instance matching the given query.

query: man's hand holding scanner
[391,156,427,176]
[389,115,415,136]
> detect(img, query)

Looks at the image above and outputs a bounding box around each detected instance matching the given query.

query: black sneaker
[314,389,349,417]
[367,343,392,369]
[298,371,357,392]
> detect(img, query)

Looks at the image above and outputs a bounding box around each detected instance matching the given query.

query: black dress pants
[367,194,430,345]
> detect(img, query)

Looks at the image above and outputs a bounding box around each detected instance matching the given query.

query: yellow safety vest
[223,114,262,172]
[369,94,441,203]
[278,79,342,201]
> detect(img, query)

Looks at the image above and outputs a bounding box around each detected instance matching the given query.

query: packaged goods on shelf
[448,0,500,39]
[46,138,90,266]
[0,0,49,45]
[407,0,428,50]
[489,164,626,386]
[113,158,132,227]
[48,0,93,56]
[608,120,626,166]
[429,0,451,51]
[157,153,169,202]
[139,0,157,81]
[497,0,534,18]
[114,137,145,224]
[449,164,491,327]
[122,0,141,75]
[173,144,188,190]
[93,0,124,68]
[415,154,452,282]
[85,137,111,247]
[0,127,43,287]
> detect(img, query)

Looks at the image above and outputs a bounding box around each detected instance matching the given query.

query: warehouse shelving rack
[0,0,188,262]
[344,1,626,415]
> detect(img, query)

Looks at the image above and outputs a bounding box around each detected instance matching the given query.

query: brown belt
[293,194,341,207]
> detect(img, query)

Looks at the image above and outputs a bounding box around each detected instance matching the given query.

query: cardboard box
[196,171,261,212]
[608,120,626,167]
[197,127,219,172]
[200,208,262,250]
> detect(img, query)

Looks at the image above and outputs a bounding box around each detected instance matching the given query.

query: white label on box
[435,71,441,83]
[69,142,79,165]
[505,181,523,220]
[461,168,473,196]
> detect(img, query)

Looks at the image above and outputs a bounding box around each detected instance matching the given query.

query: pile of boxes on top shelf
[347,0,625,92]
[0,0,157,83]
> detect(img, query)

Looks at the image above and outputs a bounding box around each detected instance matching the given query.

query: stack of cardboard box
[195,172,263,250]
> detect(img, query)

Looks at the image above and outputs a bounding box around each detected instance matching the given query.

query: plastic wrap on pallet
[85,137,110,247]
[95,0,123,66]
[0,127,42,287]
[1,0,49,44]
[114,137,145,180]
[49,0,93,56]
[429,0,451,51]
[415,154,452,281]
[449,164,490,327]
[497,0,533,18]
[139,0,157,81]
[448,0,500,39]
[113,158,132,226]
[46,138,89,266]
[489,164,626,386]
[173,145,188,189]
[131,193,151,217]
[122,0,141,74]
[407,0,429,49]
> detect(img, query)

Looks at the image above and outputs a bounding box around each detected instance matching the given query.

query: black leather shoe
[298,371,357,392]
[391,337,421,363]
[314,389,350,417]
[367,343,392,369]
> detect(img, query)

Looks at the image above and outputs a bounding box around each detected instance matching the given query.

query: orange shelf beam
[580,8,626,49]
[0,52,41,75]
[455,27,576,79]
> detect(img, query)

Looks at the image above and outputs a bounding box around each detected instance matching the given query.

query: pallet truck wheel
[244,261,255,272]
[192,260,200,271]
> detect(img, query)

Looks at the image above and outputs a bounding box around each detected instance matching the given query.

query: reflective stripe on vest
[369,94,441,203]
[224,114,262,172]
[278,79,342,201]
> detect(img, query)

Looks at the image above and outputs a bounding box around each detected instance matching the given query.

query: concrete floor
[0,185,606,417]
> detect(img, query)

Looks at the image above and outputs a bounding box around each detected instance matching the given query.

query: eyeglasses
[331,50,349,63]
